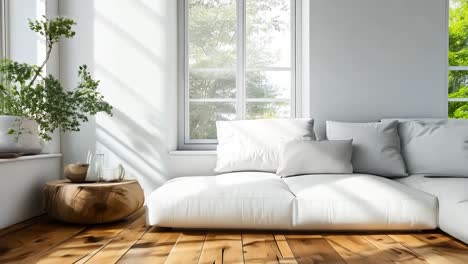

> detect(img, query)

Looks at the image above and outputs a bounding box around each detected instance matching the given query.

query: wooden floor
[1,210,468,264]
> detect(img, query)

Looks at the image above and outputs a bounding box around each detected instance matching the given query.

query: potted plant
[0,16,112,154]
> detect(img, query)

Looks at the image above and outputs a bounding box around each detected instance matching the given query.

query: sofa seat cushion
[284,174,437,230]
[397,175,468,244]
[146,172,294,229]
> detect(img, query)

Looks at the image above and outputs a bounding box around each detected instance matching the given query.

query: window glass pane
[246,71,291,99]
[246,0,291,68]
[189,71,236,99]
[190,102,236,139]
[449,101,468,119]
[449,70,468,96]
[246,102,290,119]
[188,0,237,68]
[449,0,468,66]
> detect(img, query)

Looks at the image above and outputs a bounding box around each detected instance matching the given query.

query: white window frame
[448,0,468,108]
[0,0,8,59]
[178,0,302,150]
[448,66,468,103]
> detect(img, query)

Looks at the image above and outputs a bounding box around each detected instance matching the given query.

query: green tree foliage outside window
[449,0,468,118]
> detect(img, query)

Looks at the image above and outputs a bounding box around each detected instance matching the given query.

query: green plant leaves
[29,16,76,44]
[0,16,112,141]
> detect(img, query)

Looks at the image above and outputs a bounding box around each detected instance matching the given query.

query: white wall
[59,0,202,195]
[308,0,448,138]
[8,0,40,64]
[59,0,449,193]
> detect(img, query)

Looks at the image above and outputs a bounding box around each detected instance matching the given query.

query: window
[179,0,299,149]
[449,0,468,119]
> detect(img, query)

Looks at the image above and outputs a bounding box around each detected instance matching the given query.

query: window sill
[169,150,217,156]
[0,153,62,164]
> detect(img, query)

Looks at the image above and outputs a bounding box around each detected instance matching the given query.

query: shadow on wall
[96,107,170,195]
[61,0,97,170]
[61,0,179,196]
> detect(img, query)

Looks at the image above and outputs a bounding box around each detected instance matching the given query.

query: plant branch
[27,39,53,87]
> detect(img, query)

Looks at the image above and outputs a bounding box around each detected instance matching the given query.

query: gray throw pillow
[326,120,407,177]
[276,139,353,177]
[399,122,468,177]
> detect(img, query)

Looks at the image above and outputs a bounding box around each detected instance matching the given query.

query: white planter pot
[0,116,44,154]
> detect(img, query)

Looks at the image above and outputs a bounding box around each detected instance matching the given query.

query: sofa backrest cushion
[326,120,407,177]
[381,118,447,125]
[277,139,353,177]
[399,122,468,177]
[215,118,315,173]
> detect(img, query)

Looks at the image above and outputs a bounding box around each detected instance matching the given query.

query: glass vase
[86,152,105,182]
[94,153,105,182]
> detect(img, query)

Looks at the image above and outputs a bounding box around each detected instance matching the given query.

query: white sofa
[146,118,468,244]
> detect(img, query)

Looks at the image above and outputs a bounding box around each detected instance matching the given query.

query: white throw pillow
[215,118,315,173]
[326,120,407,177]
[399,122,468,177]
[276,139,353,177]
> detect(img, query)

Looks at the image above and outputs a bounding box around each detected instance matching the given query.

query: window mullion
[449,66,468,71]
[0,0,3,59]
[449,98,468,102]
[291,0,297,117]
[0,0,8,59]
[236,0,246,120]
[183,0,190,144]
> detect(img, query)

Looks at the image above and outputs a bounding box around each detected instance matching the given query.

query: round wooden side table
[43,180,144,224]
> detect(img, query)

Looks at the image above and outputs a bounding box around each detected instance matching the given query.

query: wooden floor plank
[285,234,346,264]
[242,233,283,264]
[164,232,206,264]
[388,234,468,264]
[274,234,298,264]
[415,233,468,249]
[325,235,392,264]
[407,233,468,264]
[0,217,66,251]
[117,228,180,264]
[0,214,47,238]
[363,235,428,264]
[0,218,85,264]
[81,212,149,264]
[197,233,244,264]
[30,210,144,264]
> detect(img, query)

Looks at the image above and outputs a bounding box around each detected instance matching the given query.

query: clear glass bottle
[94,153,105,182]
